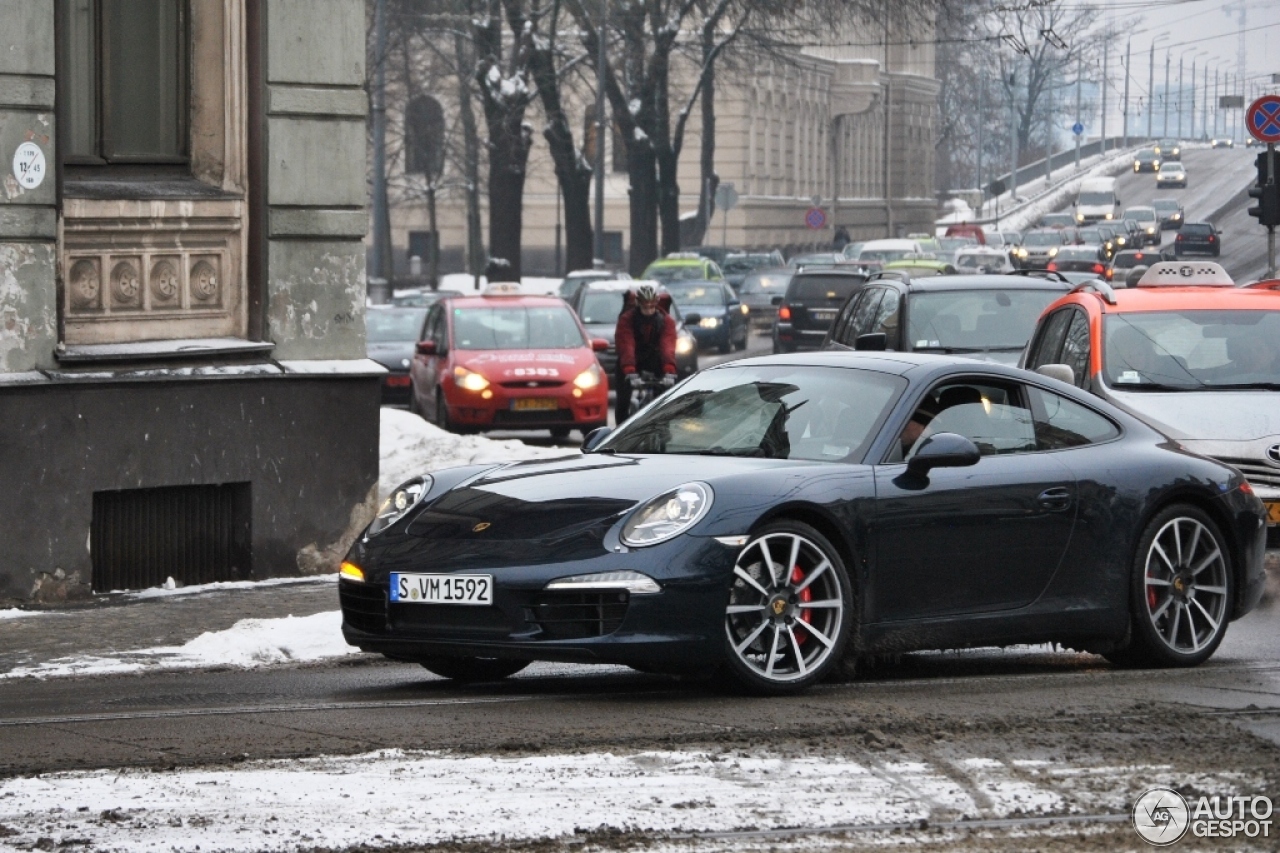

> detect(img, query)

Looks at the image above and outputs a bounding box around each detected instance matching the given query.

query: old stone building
[0,1,378,603]
[384,13,939,276]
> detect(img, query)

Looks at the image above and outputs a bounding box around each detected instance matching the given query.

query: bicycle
[618,370,672,423]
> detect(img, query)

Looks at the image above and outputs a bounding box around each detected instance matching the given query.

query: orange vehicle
[1021,262,1280,556]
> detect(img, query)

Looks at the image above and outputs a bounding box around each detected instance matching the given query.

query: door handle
[1038,487,1073,510]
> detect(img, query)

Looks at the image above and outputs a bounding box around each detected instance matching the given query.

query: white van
[1074,177,1120,224]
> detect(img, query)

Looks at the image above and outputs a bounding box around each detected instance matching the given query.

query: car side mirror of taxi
[582,426,613,452]
[416,340,438,356]
[906,433,981,477]
[854,332,887,351]
[1036,364,1076,385]
[591,338,609,352]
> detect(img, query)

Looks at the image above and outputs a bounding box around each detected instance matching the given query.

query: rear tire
[1106,504,1232,668]
[549,426,571,440]
[718,336,732,354]
[419,657,531,682]
[435,392,457,433]
[408,387,424,417]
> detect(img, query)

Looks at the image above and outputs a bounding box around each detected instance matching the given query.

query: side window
[1058,311,1091,389]
[1026,308,1072,370]
[892,379,1037,462]
[1029,387,1120,450]
[829,290,863,346]
[848,287,885,341]
[871,289,902,347]
[427,306,446,348]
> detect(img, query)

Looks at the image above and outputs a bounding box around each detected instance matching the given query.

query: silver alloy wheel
[1142,516,1229,655]
[725,531,845,684]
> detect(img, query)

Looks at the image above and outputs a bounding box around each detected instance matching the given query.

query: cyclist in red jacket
[614,283,677,423]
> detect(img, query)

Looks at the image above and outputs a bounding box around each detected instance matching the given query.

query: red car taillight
[778,305,792,320]
[1208,235,1216,242]
[1176,234,1183,241]
[1046,262,1058,271]
[1092,263,1105,274]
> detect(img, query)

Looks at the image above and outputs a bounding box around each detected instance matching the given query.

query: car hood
[1105,389,1280,442]
[367,342,414,370]
[456,348,597,381]
[406,453,805,543]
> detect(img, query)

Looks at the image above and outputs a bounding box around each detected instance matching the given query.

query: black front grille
[91,483,250,593]
[340,581,387,633]
[526,591,629,640]
[1212,458,1280,490]
[499,381,566,389]
[492,409,572,425]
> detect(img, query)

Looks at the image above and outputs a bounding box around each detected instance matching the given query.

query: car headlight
[621,482,713,548]
[675,333,695,355]
[573,363,603,390]
[1105,213,1113,219]
[1076,213,1085,221]
[367,476,431,537]
[1048,247,1058,257]
[453,366,489,392]
[698,317,720,329]
[1146,226,1156,234]
[1153,160,1160,168]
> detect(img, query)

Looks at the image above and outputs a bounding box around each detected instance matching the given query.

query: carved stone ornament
[68,259,101,311]
[150,259,180,304]
[189,259,220,304]
[110,259,142,308]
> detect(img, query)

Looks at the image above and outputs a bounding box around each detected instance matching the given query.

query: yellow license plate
[512,398,559,411]
[1266,502,1280,526]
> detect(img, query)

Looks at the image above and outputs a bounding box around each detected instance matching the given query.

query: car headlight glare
[675,334,695,355]
[1048,247,1058,257]
[1016,248,1028,258]
[698,317,720,328]
[453,366,489,392]
[573,363,603,390]
[1105,213,1113,219]
[367,476,431,537]
[621,482,713,547]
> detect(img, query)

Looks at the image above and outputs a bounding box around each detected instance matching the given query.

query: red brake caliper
[791,565,813,643]
[1147,570,1158,612]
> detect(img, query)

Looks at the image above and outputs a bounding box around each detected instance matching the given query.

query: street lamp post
[1163,49,1171,137]
[1147,33,1169,140]
[1122,37,1131,146]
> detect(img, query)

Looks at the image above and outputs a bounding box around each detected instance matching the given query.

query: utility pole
[1147,42,1156,138]
[1122,38,1131,146]
[1187,59,1194,140]
[592,0,607,266]
[1010,64,1020,202]
[976,78,984,203]
[1163,51,1171,137]
[1202,61,1209,139]
[1214,68,1220,137]
[369,0,390,303]
[1101,40,1108,152]
[1075,55,1083,169]
[882,0,894,237]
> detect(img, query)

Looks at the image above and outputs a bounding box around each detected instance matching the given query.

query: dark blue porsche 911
[340,352,1268,694]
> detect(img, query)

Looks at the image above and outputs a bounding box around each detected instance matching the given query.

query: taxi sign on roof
[1134,261,1234,288]
[482,282,524,295]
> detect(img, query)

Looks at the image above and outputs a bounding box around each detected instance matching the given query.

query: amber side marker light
[340,561,365,582]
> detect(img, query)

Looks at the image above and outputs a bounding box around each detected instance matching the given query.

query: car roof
[445,293,569,308]
[648,257,709,267]
[1051,284,1280,315]
[889,274,1070,292]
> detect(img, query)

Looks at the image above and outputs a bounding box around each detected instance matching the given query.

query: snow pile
[378,408,575,499]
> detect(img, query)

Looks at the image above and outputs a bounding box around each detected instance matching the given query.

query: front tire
[435,391,457,433]
[1109,504,1232,668]
[419,657,531,682]
[721,521,854,694]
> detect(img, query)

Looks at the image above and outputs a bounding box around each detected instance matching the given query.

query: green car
[880,258,957,278]
[641,253,725,284]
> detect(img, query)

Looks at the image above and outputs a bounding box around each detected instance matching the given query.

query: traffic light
[1247,152,1280,228]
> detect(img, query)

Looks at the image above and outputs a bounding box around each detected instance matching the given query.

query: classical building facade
[385,15,939,276]
[0,1,378,603]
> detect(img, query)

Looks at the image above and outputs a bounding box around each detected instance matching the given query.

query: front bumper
[340,534,740,671]
[381,371,413,405]
[443,382,608,429]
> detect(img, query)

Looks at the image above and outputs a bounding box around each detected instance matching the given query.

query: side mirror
[770,295,783,306]
[906,432,981,477]
[1035,363,1075,385]
[591,338,610,352]
[582,426,613,452]
[416,340,438,356]
[684,312,702,325]
[854,332,887,351]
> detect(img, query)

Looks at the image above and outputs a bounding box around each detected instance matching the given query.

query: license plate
[512,398,559,411]
[1266,502,1280,526]
[390,573,493,605]
[811,310,836,321]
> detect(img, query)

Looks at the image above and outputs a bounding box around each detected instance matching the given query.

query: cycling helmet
[635,283,659,305]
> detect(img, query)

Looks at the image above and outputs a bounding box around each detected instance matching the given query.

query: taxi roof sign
[481,282,524,295]
[1134,261,1234,288]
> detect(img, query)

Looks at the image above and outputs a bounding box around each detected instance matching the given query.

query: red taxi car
[1022,262,1280,556]
[409,287,610,438]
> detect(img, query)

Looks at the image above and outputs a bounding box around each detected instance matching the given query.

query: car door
[870,377,1077,621]
[411,304,447,414]
[1024,307,1091,390]
[723,283,745,341]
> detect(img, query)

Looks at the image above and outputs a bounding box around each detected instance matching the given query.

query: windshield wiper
[914,345,1018,353]
[1204,382,1280,391]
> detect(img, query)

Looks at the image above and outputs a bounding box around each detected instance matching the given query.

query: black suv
[822,272,1071,366]
[1174,222,1221,257]
[771,268,867,352]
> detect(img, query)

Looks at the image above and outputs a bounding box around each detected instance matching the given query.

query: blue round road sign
[1246,95,1280,144]
[805,207,827,230]
[1072,122,1084,136]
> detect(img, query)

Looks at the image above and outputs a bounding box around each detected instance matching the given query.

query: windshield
[1023,232,1062,247]
[1152,201,1178,213]
[646,265,706,283]
[366,309,427,342]
[1055,248,1099,262]
[578,291,624,324]
[665,282,726,306]
[1078,192,1114,205]
[452,305,586,350]
[722,255,773,273]
[857,249,914,263]
[1103,311,1280,389]
[1125,209,1156,222]
[599,364,904,461]
[739,273,790,294]
[907,290,1062,351]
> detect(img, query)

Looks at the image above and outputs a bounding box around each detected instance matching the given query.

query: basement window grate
[91,483,251,592]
